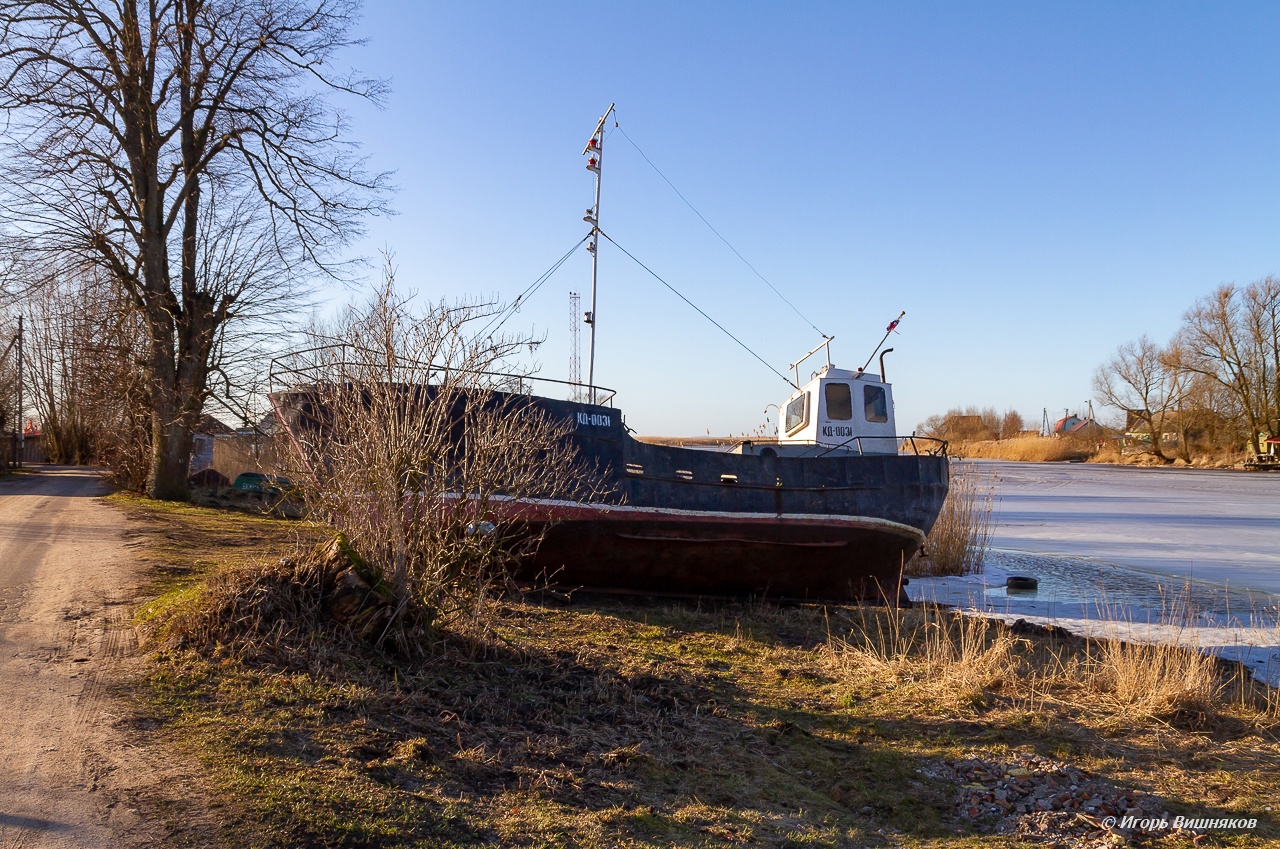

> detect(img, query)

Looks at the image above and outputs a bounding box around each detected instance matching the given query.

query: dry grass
[115,496,1280,848]
[953,435,1093,462]
[826,607,1020,709]
[1085,637,1225,719]
[909,460,997,577]
[826,602,1279,730]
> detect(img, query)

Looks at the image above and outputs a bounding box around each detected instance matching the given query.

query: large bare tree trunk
[0,1,388,501]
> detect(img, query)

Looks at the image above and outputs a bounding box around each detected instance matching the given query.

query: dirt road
[0,467,163,848]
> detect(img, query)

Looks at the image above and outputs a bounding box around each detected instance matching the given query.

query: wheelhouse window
[825,383,852,420]
[863,385,889,423]
[785,392,809,435]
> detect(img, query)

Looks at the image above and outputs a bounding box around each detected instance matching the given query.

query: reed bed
[953,435,1093,462]
[826,606,1020,709]
[825,601,1280,726]
[909,460,998,577]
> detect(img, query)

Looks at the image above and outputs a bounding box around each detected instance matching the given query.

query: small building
[211,420,288,483]
[1248,433,1280,467]
[1055,415,1104,439]
[191,414,233,473]
[1053,414,1082,436]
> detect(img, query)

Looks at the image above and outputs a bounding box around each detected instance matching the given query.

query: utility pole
[582,103,614,405]
[16,315,22,466]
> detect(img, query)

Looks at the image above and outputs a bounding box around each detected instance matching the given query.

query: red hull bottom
[512,508,922,603]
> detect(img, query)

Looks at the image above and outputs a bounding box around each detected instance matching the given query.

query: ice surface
[907,461,1280,684]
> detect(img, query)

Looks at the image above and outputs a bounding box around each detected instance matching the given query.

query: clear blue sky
[332,2,1280,436]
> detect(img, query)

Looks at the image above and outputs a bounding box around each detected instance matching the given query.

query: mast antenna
[582,102,615,405]
[860,311,904,373]
[568,291,582,401]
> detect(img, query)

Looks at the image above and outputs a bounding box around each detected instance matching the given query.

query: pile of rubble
[925,753,1198,846]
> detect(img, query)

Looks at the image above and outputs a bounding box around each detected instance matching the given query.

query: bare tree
[0,308,19,439]
[23,270,100,463]
[17,263,152,480]
[1242,276,1280,443]
[272,274,603,641]
[0,0,388,499]
[1093,335,1186,462]
[999,409,1025,440]
[1176,281,1279,456]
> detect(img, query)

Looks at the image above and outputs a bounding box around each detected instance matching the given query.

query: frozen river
[981,460,1280,594]
[907,461,1280,682]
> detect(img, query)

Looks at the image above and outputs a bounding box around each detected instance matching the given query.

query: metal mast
[582,103,614,405]
[568,291,582,400]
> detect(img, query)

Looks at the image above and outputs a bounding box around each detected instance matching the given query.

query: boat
[506,357,949,602]
[271,106,950,603]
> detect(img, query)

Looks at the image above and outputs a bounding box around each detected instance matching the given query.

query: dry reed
[909,460,997,577]
[826,607,1020,708]
[1083,637,1223,719]
[953,435,1092,462]
[827,602,1280,726]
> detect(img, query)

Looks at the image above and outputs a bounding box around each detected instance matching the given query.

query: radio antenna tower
[568,291,582,401]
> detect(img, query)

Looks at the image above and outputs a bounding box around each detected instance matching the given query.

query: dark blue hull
[517,397,950,601]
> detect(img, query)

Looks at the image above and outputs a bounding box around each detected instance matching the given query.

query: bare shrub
[273,274,602,645]
[909,460,997,577]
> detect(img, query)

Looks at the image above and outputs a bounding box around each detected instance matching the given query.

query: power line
[614,121,828,339]
[477,235,589,341]
[599,230,797,389]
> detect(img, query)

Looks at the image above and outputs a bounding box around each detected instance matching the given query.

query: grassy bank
[116,497,1280,848]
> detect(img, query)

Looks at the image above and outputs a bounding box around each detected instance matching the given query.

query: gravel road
[0,468,164,848]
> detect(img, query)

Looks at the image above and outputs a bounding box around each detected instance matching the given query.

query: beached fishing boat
[271,105,950,603]
[493,105,947,602]
[508,364,948,602]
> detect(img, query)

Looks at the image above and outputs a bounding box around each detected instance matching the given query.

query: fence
[1,432,48,471]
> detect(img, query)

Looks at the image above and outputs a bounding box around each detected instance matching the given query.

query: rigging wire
[614,121,829,339]
[599,230,798,389]
[476,235,590,341]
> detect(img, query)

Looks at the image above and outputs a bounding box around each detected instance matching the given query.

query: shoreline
[909,548,1280,685]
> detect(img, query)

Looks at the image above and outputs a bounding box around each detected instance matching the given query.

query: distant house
[211,416,289,483]
[1053,414,1083,435]
[191,414,233,473]
[1054,415,1104,439]
[1249,433,1280,467]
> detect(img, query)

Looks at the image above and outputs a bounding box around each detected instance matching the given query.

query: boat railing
[896,435,948,456]
[809,435,947,458]
[710,435,948,458]
[268,343,617,406]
